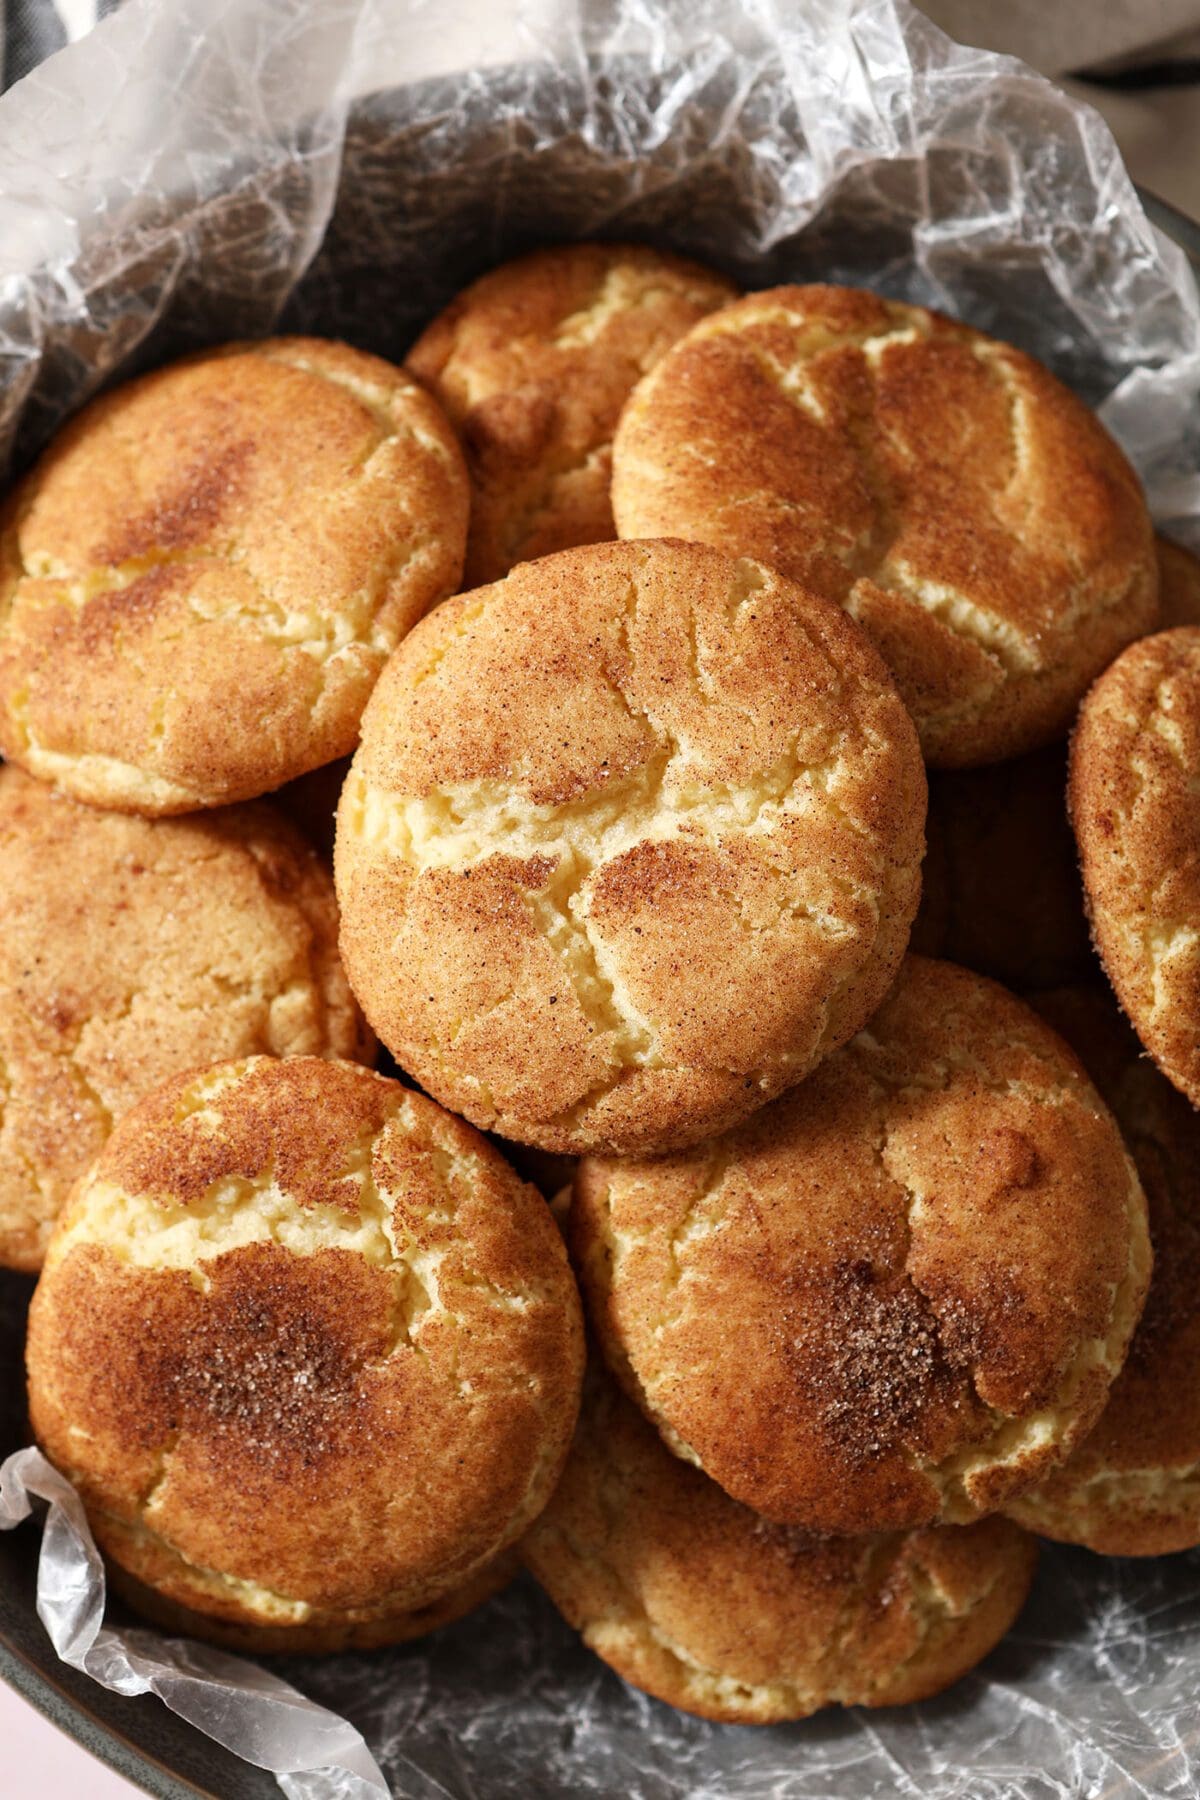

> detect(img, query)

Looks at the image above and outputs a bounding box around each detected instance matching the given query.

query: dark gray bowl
[0,42,1198,1788]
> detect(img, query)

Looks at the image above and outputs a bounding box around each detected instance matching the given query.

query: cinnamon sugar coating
[522,1368,1037,1723]
[571,957,1150,1534]
[0,337,468,813]
[335,539,926,1156]
[27,1057,584,1650]
[1007,985,1200,1554]
[0,766,371,1272]
[406,243,735,585]
[1070,627,1200,1105]
[612,284,1157,766]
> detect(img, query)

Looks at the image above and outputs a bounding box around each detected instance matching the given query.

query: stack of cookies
[5,244,1200,1730]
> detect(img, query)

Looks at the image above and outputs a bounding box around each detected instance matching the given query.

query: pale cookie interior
[522,1371,1038,1723]
[613,285,1157,766]
[28,1057,582,1633]
[335,540,926,1155]
[572,957,1151,1533]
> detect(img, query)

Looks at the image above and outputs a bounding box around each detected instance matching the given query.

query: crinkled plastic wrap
[0,1450,388,1800]
[2,0,1200,1794]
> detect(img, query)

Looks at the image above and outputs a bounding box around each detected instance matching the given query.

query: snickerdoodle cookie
[522,1369,1037,1723]
[0,767,371,1272]
[571,957,1150,1534]
[912,746,1092,990]
[1005,985,1200,1555]
[0,337,468,813]
[1071,627,1200,1105]
[612,285,1157,766]
[27,1056,583,1652]
[335,539,926,1156]
[1157,535,1200,627]
[406,243,735,584]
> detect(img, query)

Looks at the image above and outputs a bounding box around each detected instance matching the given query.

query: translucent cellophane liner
[1,0,1200,1794]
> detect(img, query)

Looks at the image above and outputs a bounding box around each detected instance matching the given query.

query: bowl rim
[0,1618,212,1800]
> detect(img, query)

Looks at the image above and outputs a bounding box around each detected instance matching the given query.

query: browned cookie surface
[0,337,468,812]
[105,1546,519,1656]
[407,243,735,585]
[0,766,371,1271]
[522,1369,1037,1723]
[1071,627,1200,1105]
[572,957,1149,1534]
[27,1057,583,1646]
[613,285,1157,766]
[1008,985,1200,1554]
[335,539,926,1156]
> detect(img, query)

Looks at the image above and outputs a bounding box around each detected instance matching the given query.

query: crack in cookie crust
[0,336,469,812]
[521,1370,1038,1723]
[0,770,371,1272]
[336,540,926,1155]
[571,957,1151,1534]
[612,284,1158,767]
[406,243,737,586]
[28,1056,584,1635]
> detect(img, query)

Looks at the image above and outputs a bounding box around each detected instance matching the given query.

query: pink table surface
[1,1679,142,1797]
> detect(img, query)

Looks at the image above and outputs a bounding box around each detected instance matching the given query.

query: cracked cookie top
[571,956,1150,1534]
[0,766,372,1272]
[1005,985,1200,1556]
[1071,628,1200,1106]
[0,336,469,813]
[334,538,927,1156]
[405,243,736,586]
[611,284,1158,768]
[521,1365,1038,1724]
[26,1055,584,1642]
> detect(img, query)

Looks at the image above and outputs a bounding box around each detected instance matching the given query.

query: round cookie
[406,243,736,585]
[1070,627,1200,1105]
[0,766,372,1272]
[571,956,1151,1534]
[335,539,927,1157]
[26,1056,584,1650]
[0,337,469,813]
[612,284,1158,767]
[1006,986,1200,1555]
[912,745,1093,990]
[1157,535,1200,627]
[522,1369,1038,1724]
